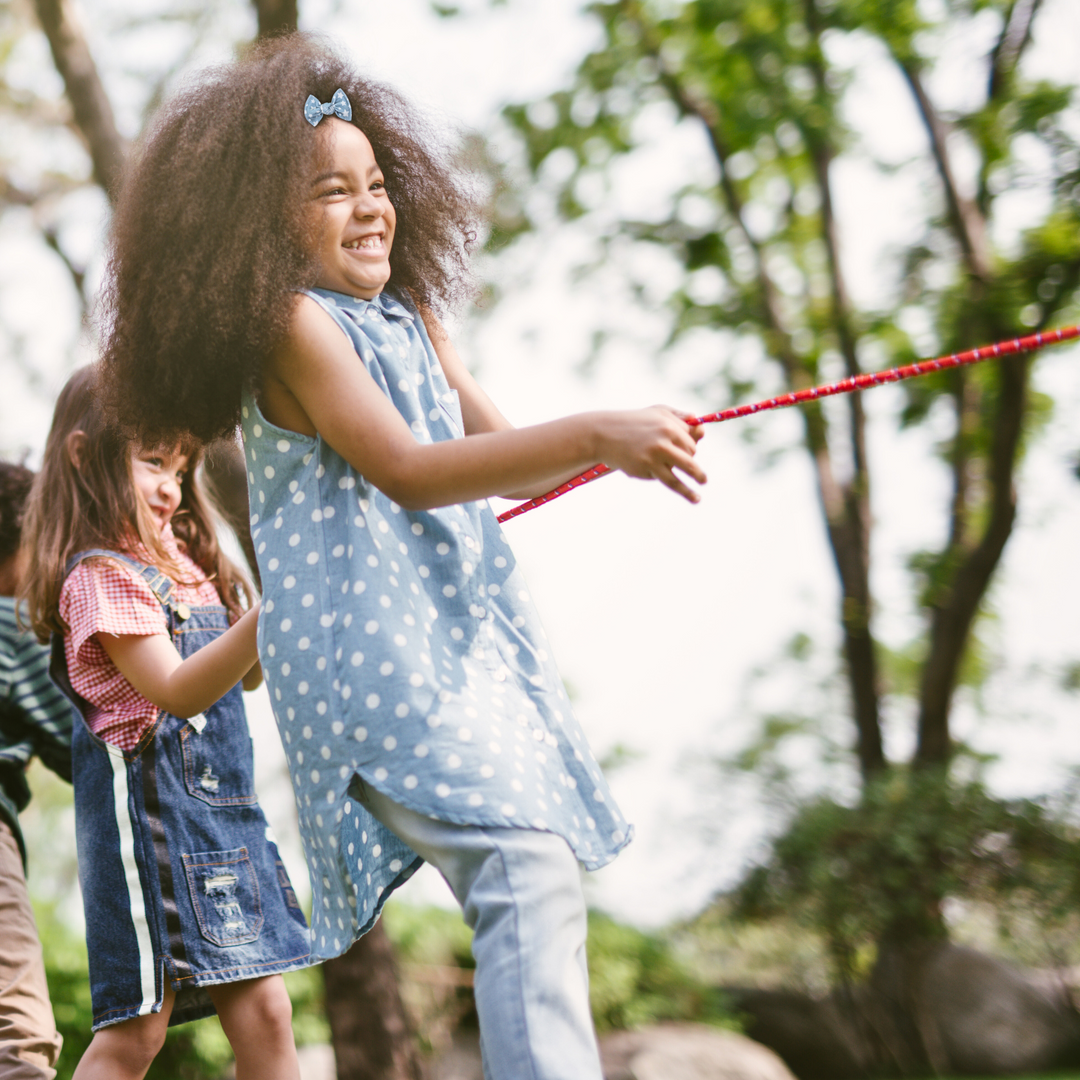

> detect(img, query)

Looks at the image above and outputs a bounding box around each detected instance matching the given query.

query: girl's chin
[315,271,391,300]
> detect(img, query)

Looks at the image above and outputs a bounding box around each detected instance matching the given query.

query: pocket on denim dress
[182,848,263,946]
[180,723,258,806]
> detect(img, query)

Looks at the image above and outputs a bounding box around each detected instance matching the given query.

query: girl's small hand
[594,406,707,503]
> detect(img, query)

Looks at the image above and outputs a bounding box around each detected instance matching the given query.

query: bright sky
[4,0,1080,927]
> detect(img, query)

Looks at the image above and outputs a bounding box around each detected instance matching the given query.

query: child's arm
[242,660,263,692]
[98,604,260,720]
[419,308,703,499]
[262,297,706,512]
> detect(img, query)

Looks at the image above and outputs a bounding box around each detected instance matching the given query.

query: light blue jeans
[353,780,603,1080]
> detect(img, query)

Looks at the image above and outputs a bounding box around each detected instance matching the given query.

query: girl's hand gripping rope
[593,406,706,504]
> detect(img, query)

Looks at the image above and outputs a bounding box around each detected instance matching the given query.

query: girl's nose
[353,194,384,220]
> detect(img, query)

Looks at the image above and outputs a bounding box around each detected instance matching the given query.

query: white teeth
[346,237,382,250]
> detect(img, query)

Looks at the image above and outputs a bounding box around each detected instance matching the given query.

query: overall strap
[64,549,191,621]
[56,550,209,741]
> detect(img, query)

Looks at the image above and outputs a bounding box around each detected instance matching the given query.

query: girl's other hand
[594,406,707,504]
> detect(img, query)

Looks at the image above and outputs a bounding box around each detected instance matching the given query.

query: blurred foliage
[493,0,1080,375]
[730,765,1080,983]
[483,0,1080,796]
[382,900,476,969]
[701,630,1080,985]
[586,910,740,1032]
[382,901,739,1035]
[675,899,836,996]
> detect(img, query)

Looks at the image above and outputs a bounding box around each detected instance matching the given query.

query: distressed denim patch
[182,848,263,946]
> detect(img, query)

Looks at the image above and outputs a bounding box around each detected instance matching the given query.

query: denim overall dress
[51,551,311,1031]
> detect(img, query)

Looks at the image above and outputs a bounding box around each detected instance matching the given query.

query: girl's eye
[145,457,163,467]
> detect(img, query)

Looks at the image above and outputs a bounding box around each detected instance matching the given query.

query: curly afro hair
[99,33,479,446]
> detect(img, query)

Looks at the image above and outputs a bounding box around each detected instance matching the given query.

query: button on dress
[241,288,631,961]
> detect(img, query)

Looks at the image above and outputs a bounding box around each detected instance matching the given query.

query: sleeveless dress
[241,287,631,961]
[52,551,311,1030]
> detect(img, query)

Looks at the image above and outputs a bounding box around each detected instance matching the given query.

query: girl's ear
[66,430,87,470]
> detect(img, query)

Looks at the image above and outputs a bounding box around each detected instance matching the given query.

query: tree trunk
[322,922,426,1080]
[866,939,951,1077]
[252,0,299,38]
[627,1,887,780]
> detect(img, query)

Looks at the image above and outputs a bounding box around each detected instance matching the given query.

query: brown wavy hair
[98,33,478,445]
[21,367,252,640]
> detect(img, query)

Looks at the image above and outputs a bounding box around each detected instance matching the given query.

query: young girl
[96,35,706,1078]
[21,368,311,1080]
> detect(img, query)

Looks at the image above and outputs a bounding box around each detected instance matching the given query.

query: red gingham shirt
[59,527,224,751]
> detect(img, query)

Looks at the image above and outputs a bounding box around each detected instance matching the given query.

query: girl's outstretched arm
[419,308,630,499]
[98,604,260,720]
[261,297,706,511]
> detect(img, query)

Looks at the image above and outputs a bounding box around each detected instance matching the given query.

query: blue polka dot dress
[241,287,632,960]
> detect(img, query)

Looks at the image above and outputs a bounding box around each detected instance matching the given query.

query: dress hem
[351,766,634,874]
[89,952,315,1032]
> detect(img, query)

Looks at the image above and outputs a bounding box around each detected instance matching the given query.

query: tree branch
[31,0,127,202]
[895,17,1039,763]
[988,0,1044,101]
[618,0,886,776]
[41,226,86,305]
[895,60,992,283]
[251,0,298,38]
[801,0,882,778]
[915,355,1028,763]
[945,371,980,550]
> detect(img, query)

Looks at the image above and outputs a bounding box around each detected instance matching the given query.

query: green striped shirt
[0,596,73,863]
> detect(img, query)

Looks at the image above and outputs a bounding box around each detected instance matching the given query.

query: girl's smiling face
[131,446,188,532]
[310,119,396,299]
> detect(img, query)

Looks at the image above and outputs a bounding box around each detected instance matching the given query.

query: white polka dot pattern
[240,288,631,962]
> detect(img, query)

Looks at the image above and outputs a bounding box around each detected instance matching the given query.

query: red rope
[496,325,1080,524]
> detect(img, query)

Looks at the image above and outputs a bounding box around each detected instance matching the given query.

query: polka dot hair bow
[304,88,352,127]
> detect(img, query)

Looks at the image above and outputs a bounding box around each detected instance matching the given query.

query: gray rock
[728,945,1080,1078]
[730,987,867,1078]
[297,1043,336,1080]
[601,1024,799,1080]
[919,944,1080,1075]
[428,1029,484,1080]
